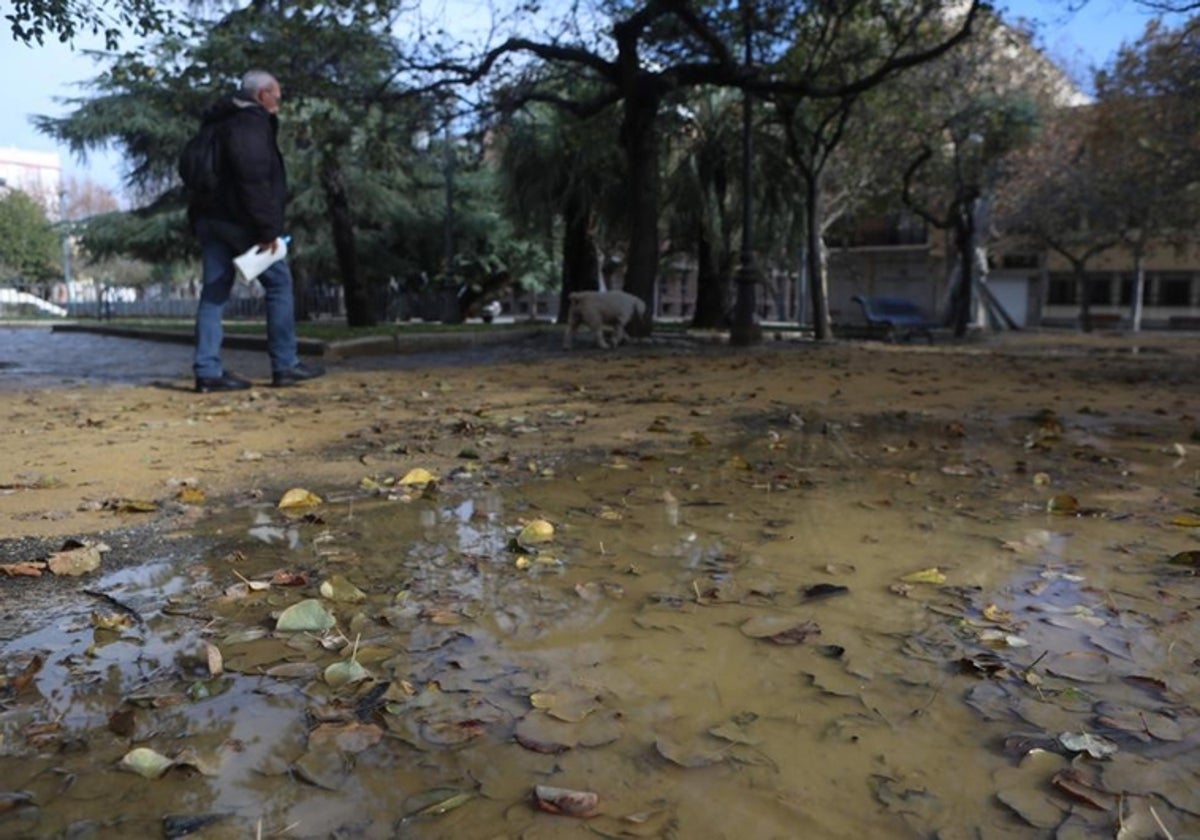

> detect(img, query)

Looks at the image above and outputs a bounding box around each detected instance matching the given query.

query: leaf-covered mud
[4,380,1200,839]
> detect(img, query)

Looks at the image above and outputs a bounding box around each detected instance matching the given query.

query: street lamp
[730,0,763,346]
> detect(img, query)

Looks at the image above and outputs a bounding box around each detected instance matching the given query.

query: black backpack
[178,118,225,198]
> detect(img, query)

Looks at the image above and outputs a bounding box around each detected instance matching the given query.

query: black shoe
[272,362,326,387]
[195,372,252,393]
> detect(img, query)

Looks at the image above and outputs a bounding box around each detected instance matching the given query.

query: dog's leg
[563,310,578,349]
[589,315,609,348]
[613,319,629,347]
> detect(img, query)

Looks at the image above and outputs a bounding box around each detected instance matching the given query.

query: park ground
[2,328,1198,545]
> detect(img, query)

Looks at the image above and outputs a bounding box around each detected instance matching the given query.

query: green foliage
[6,0,169,49]
[0,190,60,282]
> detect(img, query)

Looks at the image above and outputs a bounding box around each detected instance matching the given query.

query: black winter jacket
[189,93,289,243]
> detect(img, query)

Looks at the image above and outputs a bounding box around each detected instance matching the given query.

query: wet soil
[2,330,1200,838]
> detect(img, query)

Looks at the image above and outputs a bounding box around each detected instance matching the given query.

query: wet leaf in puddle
[1050,768,1117,811]
[203,642,223,677]
[1102,753,1200,815]
[1046,493,1079,514]
[965,682,1018,721]
[319,575,367,603]
[977,629,1030,648]
[530,686,600,723]
[406,788,476,818]
[220,627,268,646]
[0,562,45,577]
[1045,651,1109,683]
[176,486,206,505]
[114,498,158,513]
[173,746,224,777]
[308,722,384,753]
[532,785,599,818]
[278,487,322,509]
[276,599,336,632]
[574,580,625,601]
[399,467,437,486]
[47,543,103,576]
[994,751,1070,828]
[708,719,760,746]
[1093,702,1182,742]
[958,651,1010,678]
[802,583,849,601]
[740,615,820,644]
[576,710,624,748]
[419,718,486,746]
[108,707,136,737]
[870,771,942,826]
[0,791,35,815]
[1115,795,1176,839]
[517,518,555,546]
[1168,549,1200,567]
[293,747,350,790]
[269,569,310,587]
[265,662,319,680]
[900,567,946,585]
[162,813,231,838]
[654,735,726,768]
[993,772,1070,825]
[324,658,371,688]
[514,711,578,753]
[119,747,175,779]
[1058,732,1119,759]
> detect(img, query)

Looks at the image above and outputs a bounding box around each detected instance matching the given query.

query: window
[1160,274,1192,307]
[1088,277,1112,305]
[1047,275,1075,305]
[1118,276,1152,306]
[1001,254,1038,270]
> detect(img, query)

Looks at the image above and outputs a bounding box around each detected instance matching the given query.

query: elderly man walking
[186,69,324,392]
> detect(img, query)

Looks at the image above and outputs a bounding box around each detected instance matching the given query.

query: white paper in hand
[233,237,288,283]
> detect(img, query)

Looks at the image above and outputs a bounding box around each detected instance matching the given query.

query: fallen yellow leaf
[278,488,321,509]
[399,468,436,486]
[900,567,946,585]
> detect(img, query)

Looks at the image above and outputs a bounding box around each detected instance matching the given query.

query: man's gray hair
[240,70,278,98]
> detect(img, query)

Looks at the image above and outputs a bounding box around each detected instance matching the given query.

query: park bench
[850,295,939,343]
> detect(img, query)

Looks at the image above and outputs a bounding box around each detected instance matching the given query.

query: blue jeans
[193,217,298,379]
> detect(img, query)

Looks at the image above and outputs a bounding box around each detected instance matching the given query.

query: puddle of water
[2,419,1199,839]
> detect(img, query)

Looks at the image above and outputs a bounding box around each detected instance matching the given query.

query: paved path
[0,324,567,391]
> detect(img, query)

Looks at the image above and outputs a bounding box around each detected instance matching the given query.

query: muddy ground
[2,328,1200,839]
[2,330,1196,547]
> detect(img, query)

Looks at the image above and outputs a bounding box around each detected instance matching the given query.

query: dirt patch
[2,331,1197,544]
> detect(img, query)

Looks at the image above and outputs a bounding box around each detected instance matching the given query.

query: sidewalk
[51,321,554,359]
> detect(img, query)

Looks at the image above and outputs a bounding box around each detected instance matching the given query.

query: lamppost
[730,0,763,346]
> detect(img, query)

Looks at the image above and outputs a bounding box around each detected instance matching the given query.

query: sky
[0,0,1180,203]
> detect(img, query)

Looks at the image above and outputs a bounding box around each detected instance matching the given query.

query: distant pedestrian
[186,69,324,392]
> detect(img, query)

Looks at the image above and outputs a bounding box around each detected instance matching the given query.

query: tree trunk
[691,215,727,327]
[805,175,832,340]
[1074,262,1092,333]
[292,260,311,322]
[618,91,660,337]
[557,193,599,323]
[1130,249,1145,332]
[318,155,375,327]
[951,209,974,338]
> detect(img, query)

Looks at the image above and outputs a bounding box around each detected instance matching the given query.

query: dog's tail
[634,296,646,318]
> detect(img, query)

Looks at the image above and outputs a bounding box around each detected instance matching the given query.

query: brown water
[2,415,1199,839]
